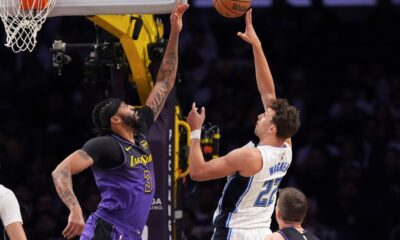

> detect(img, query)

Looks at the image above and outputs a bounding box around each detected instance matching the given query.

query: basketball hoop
[0,0,56,52]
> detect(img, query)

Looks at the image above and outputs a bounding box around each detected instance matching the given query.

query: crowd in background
[0,4,399,240]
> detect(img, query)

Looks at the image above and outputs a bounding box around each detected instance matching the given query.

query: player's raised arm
[145,3,189,121]
[237,9,276,111]
[187,103,261,181]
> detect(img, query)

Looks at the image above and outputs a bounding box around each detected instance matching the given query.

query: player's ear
[111,115,121,124]
[269,124,277,135]
[275,207,281,220]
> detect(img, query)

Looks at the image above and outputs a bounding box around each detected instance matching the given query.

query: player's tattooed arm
[52,167,79,210]
[145,3,188,121]
[52,150,94,210]
[145,35,178,120]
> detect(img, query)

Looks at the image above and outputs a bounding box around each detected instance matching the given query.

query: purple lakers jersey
[92,133,155,234]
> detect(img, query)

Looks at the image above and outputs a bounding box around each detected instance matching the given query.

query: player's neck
[114,129,135,143]
[258,137,285,147]
[280,222,303,232]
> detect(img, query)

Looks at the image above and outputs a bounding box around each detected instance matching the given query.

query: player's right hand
[170,2,189,35]
[187,102,205,130]
[62,207,85,239]
[237,9,261,47]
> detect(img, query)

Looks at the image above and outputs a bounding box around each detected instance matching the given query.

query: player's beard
[122,113,141,129]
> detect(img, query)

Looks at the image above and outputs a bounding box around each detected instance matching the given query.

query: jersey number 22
[254,177,282,207]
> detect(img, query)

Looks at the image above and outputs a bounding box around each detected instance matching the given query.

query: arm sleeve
[82,136,124,169]
[136,106,155,135]
[0,187,23,227]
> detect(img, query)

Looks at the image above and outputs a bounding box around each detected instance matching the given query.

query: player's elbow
[189,172,201,181]
[51,169,58,181]
[189,171,207,182]
[51,166,64,181]
[5,222,27,240]
[262,94,276,105]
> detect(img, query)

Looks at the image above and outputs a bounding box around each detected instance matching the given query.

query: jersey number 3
[254,177,283,207]
[144,170,152,193]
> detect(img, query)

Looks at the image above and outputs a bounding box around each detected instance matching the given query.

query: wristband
[190,129,201,140]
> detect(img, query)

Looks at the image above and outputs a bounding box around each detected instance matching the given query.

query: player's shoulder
[265,232,285,240]
[87,135,115,144]
[231,146,260,158]
[0,184,10,196]
[241,140,257,148]
[83,135,119,150]
[228,146,263,174]
[0,185,16,205]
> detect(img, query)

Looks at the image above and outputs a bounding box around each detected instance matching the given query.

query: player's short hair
[92,98,121,136]
[270,98,301,140]
[277,187,308,223]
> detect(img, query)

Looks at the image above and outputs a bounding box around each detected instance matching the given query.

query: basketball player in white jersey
[0,185,27,240]
[186,9,301,240]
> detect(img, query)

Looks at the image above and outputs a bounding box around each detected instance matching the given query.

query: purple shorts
[80,213,143,240]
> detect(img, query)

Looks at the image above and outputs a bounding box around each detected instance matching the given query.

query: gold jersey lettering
[140,140,149,150]
[130,154,153,167]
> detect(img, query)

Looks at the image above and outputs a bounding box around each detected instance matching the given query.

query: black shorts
[211,227,230,240]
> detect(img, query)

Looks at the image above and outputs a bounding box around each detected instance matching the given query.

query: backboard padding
[2,0,185,16]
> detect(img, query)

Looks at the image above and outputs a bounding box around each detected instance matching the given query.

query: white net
[0,0,56,52]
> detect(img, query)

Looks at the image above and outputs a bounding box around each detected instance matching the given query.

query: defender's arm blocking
[145,3,189,120]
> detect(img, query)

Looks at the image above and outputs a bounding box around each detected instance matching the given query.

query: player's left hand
[187,102,205,130]
[170,2,189,35]
[62,207,85,239]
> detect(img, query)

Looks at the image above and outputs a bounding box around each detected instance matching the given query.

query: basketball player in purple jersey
[51,3,189,239]
[265,187,320,240]
[186,9,301,240]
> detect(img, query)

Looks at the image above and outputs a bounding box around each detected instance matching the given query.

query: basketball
[213,0,251,18]
[20,0,48,10]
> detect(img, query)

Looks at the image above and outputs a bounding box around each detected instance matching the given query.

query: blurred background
[1,1,400,240]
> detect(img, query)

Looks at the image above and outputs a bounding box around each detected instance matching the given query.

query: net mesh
[0,0,56,52]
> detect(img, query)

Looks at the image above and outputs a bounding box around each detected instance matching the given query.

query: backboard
[2,0,182,16]
[51,0,182,16]
[0,0,185,52]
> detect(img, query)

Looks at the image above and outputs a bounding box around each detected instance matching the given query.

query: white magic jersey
[212,141,292,240]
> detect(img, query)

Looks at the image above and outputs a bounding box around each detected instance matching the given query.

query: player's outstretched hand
[187,102,205,131]
[237,9,261,47]
[170,2,189,35]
